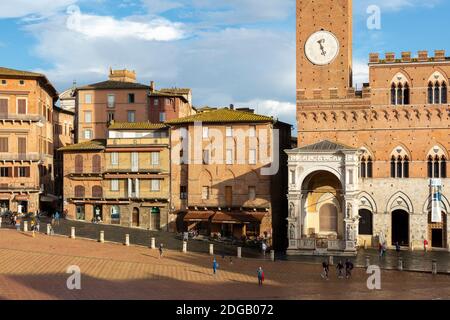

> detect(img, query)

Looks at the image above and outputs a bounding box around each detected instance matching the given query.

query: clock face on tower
[304,30,340,66]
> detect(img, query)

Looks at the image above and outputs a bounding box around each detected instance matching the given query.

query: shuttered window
[18,137,26,154]
[17,99,26,114]
[0,137,8,152]
[0,99,8,115]
[15,167,30,177]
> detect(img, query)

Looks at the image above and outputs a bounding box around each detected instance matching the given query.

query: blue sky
[0,0,449,126]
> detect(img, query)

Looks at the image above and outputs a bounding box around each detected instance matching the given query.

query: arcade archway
[392,209,409,246]
[302,170,343,238]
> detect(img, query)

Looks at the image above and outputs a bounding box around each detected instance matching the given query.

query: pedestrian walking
[257,267,264,286]
[159,243,164,258]
[261,242,267,257]
[345,259,354,279]
[423,239,429,252]
[321,261,329,280]
[336,260,345,279]
[15,216,20,232]
[54,211,60,226]
[213,258,219,275]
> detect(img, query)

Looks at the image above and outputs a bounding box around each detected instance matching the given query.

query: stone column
[0,217,2,227]
[270,250,275,261]
[46,224,51,235]
[99,231,105,243]
[237,247,242,258]
[70,227,76,239]
[209,244,214,255]
[125,234,130,246]
[182,241,187,253]
[23,221,28,232]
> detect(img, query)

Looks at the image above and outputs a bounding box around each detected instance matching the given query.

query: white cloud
[353,59,369,88]
[25,17,295,125]
[66,12,185,41]
[236,99,296,125]
[0,0,77,18]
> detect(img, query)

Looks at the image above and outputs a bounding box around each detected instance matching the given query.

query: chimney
[150,81,155,92]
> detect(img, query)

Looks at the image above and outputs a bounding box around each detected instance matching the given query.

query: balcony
[105,164,165,174]
[0,183,41,192]
[67,166,104,178]
[0,153,44,161]
[0,113,45,122]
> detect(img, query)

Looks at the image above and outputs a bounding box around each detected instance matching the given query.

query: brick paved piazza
[0,229,449,300]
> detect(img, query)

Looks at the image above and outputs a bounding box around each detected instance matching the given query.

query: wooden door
[132,208,140,227]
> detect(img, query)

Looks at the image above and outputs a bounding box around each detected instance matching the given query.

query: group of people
[321,259,354,280]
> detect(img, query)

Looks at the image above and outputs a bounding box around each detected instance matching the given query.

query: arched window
[427,72,448,104]
[367,157,373,178]
[397,156,403,178]
[403,83,410,105]
[434,81,440,104]
[397,83,404,105]
[390,73,410,105]
[391,84,396,105]
[391,147,410,178]
[427,146,448,178]
[428,82,434,104]
[403,156,409,178]
[92,155,101,173]
[427,156,433,178]
[74,185,85,198]
[434,155,440,178]
[441,155,447,178]
[441,82,447,104]
[92,186,103,198]
[75,155,83,174]
[390,156,396,178]
[360,156,367,178]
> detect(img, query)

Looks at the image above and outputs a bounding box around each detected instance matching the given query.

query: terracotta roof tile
[108,122,168,130]
[58,139,106,151]
[166,108,274,125]
[0,67,44,77]
[77,80,150,90]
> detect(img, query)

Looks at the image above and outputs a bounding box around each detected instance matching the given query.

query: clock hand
[317,39,327,56]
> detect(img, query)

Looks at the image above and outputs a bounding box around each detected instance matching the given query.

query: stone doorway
[132,208,140,227]
[428,212,447,248]
[392,209,409,246]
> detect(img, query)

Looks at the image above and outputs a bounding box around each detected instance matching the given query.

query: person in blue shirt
[213,258,219,274]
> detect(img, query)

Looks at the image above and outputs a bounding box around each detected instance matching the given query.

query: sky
[0,0,449,128]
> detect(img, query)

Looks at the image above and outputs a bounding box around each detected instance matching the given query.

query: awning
[14,195,29,201]
[40,194,59,202]
[184,211,214,222]
[211,212,266,224]
[0,194,11,200]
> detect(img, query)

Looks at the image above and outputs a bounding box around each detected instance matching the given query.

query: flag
[431,191,442,223]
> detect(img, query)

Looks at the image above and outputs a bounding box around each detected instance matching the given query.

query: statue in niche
[289,225,295,240]
[346,203,352,219]
[289,203,295,217]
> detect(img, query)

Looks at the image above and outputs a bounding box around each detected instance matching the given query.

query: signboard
[431,179,442,223]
